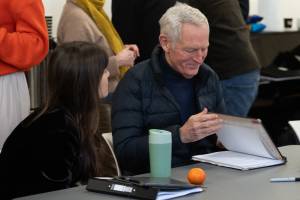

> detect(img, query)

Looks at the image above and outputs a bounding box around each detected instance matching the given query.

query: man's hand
[179,108,223,143]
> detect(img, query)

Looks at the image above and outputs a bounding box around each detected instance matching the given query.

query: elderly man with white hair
[112,3,226,175]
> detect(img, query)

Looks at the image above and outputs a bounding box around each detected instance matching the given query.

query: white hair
[159,2,209,44]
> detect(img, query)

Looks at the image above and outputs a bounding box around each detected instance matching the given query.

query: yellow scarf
[74,0,124,54]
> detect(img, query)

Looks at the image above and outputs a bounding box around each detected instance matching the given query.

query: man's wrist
[179,126,187,143]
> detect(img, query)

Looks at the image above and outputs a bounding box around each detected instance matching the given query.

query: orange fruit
[187,167,206,185]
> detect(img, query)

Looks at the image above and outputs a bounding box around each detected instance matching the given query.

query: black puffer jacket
[112,46,226,175]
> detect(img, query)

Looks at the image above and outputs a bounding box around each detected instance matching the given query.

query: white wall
[42,0,64,39]
[249,0,258,15]
[104,0,112,19]
[250,0,300,31]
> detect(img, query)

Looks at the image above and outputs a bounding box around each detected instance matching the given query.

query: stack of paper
[157,188,202,200]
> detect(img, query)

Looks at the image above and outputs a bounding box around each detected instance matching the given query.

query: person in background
[57,0,139,92]
[112,0,177,63]
[112,0,250,63]
[188,0,260,117]
[0,41,118,199]
[112,3,225,175]
[238,0,250,22]
[0,0,49,149]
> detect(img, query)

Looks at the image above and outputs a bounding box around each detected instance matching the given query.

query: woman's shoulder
[2,108,79,151]
[57,1,102,44]
[61,1,93,23]
[25,108,74,131]
[0,108,80,180]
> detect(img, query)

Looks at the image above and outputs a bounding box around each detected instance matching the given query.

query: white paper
[288,120,300,141]
[217,115,273,159]
[193,151,284,170]
[157,187,203,200]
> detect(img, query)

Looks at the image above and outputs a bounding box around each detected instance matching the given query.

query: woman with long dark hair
[0,41,117,199]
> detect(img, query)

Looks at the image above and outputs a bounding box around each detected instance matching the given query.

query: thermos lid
[149,129,172,144]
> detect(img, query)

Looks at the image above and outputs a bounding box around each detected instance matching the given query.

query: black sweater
[0,108,81,199]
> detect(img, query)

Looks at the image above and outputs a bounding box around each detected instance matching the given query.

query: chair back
[102,132,121,176]
[98,103,112,133]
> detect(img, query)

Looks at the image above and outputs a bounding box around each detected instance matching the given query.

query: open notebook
[192,114,286,170]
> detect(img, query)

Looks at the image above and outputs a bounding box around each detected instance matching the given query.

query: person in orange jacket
[0,0,49,148]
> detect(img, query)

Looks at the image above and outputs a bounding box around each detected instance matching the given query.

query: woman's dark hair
[35,41,108,182]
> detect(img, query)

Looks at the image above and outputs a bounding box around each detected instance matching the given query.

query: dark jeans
[221,69,260,117]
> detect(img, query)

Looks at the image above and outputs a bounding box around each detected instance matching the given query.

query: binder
[86,177,158,200]
[86,176,201,200]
